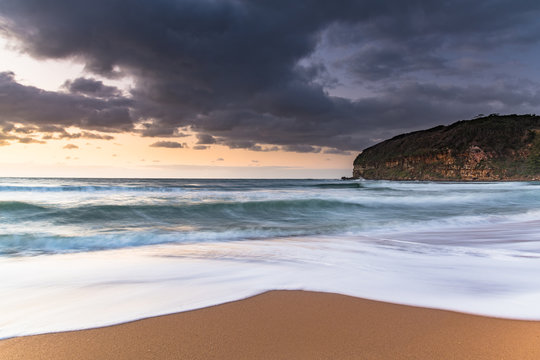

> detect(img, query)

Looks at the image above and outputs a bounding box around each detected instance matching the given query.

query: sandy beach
[1,290,540,359]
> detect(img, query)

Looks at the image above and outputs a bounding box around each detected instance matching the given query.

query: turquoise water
[1,178,538,256]
[1,178,540,338]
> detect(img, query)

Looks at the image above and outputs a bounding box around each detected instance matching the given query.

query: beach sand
[1,290,540,359]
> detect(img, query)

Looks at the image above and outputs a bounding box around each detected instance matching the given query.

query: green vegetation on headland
[353,114,540,181]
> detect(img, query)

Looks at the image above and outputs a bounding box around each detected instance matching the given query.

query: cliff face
[353,114,540,181]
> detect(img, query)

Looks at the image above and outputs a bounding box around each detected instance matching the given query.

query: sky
[0,0,540,178]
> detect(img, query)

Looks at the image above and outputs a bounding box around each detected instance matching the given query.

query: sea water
[1,178,539,338]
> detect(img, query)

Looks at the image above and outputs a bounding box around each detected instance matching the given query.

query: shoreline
[348,177,540,182]
[2,290,540,359]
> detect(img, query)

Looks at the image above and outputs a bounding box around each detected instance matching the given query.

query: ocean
[1,177,540,338]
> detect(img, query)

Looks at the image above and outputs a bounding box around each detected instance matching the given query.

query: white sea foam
[2,217,540,339]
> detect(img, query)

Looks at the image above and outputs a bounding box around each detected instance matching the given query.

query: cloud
[323,148,351,155]
[63,77,121,98]
[0,72,133,133]
[339,42,446,81]
[138,121,189,137]
[43,130,115,140]
[63,143,78,149]
[149,141,184,148]
[196,134,217,145]
[283,144,321,153]
[0,1,540,152]
[192,145,208,150]
[18,137,45,144]
[75,132,114,140]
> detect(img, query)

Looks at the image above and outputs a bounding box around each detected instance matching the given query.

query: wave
[0,179,536,193]
[2,202,539,256]
[2,189,537,228]
[1,178,539,257]
[0,201,47,211]
[1,198,367,221]
[308,182,365,189]
[0,185,192,192]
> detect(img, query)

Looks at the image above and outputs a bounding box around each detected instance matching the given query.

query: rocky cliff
[353,114,540,181]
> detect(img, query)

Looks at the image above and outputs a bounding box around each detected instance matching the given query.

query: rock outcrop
[353,114,540,181]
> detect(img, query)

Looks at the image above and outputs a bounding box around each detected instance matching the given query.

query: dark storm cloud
[0,0,540,151]
[0,71,133,132]
[150,141,185,148]
[64,77,121,98]
[329,1,540,82]
[341,43,446,81]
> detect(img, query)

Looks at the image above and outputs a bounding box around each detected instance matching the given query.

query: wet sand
[2,290,540,359]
